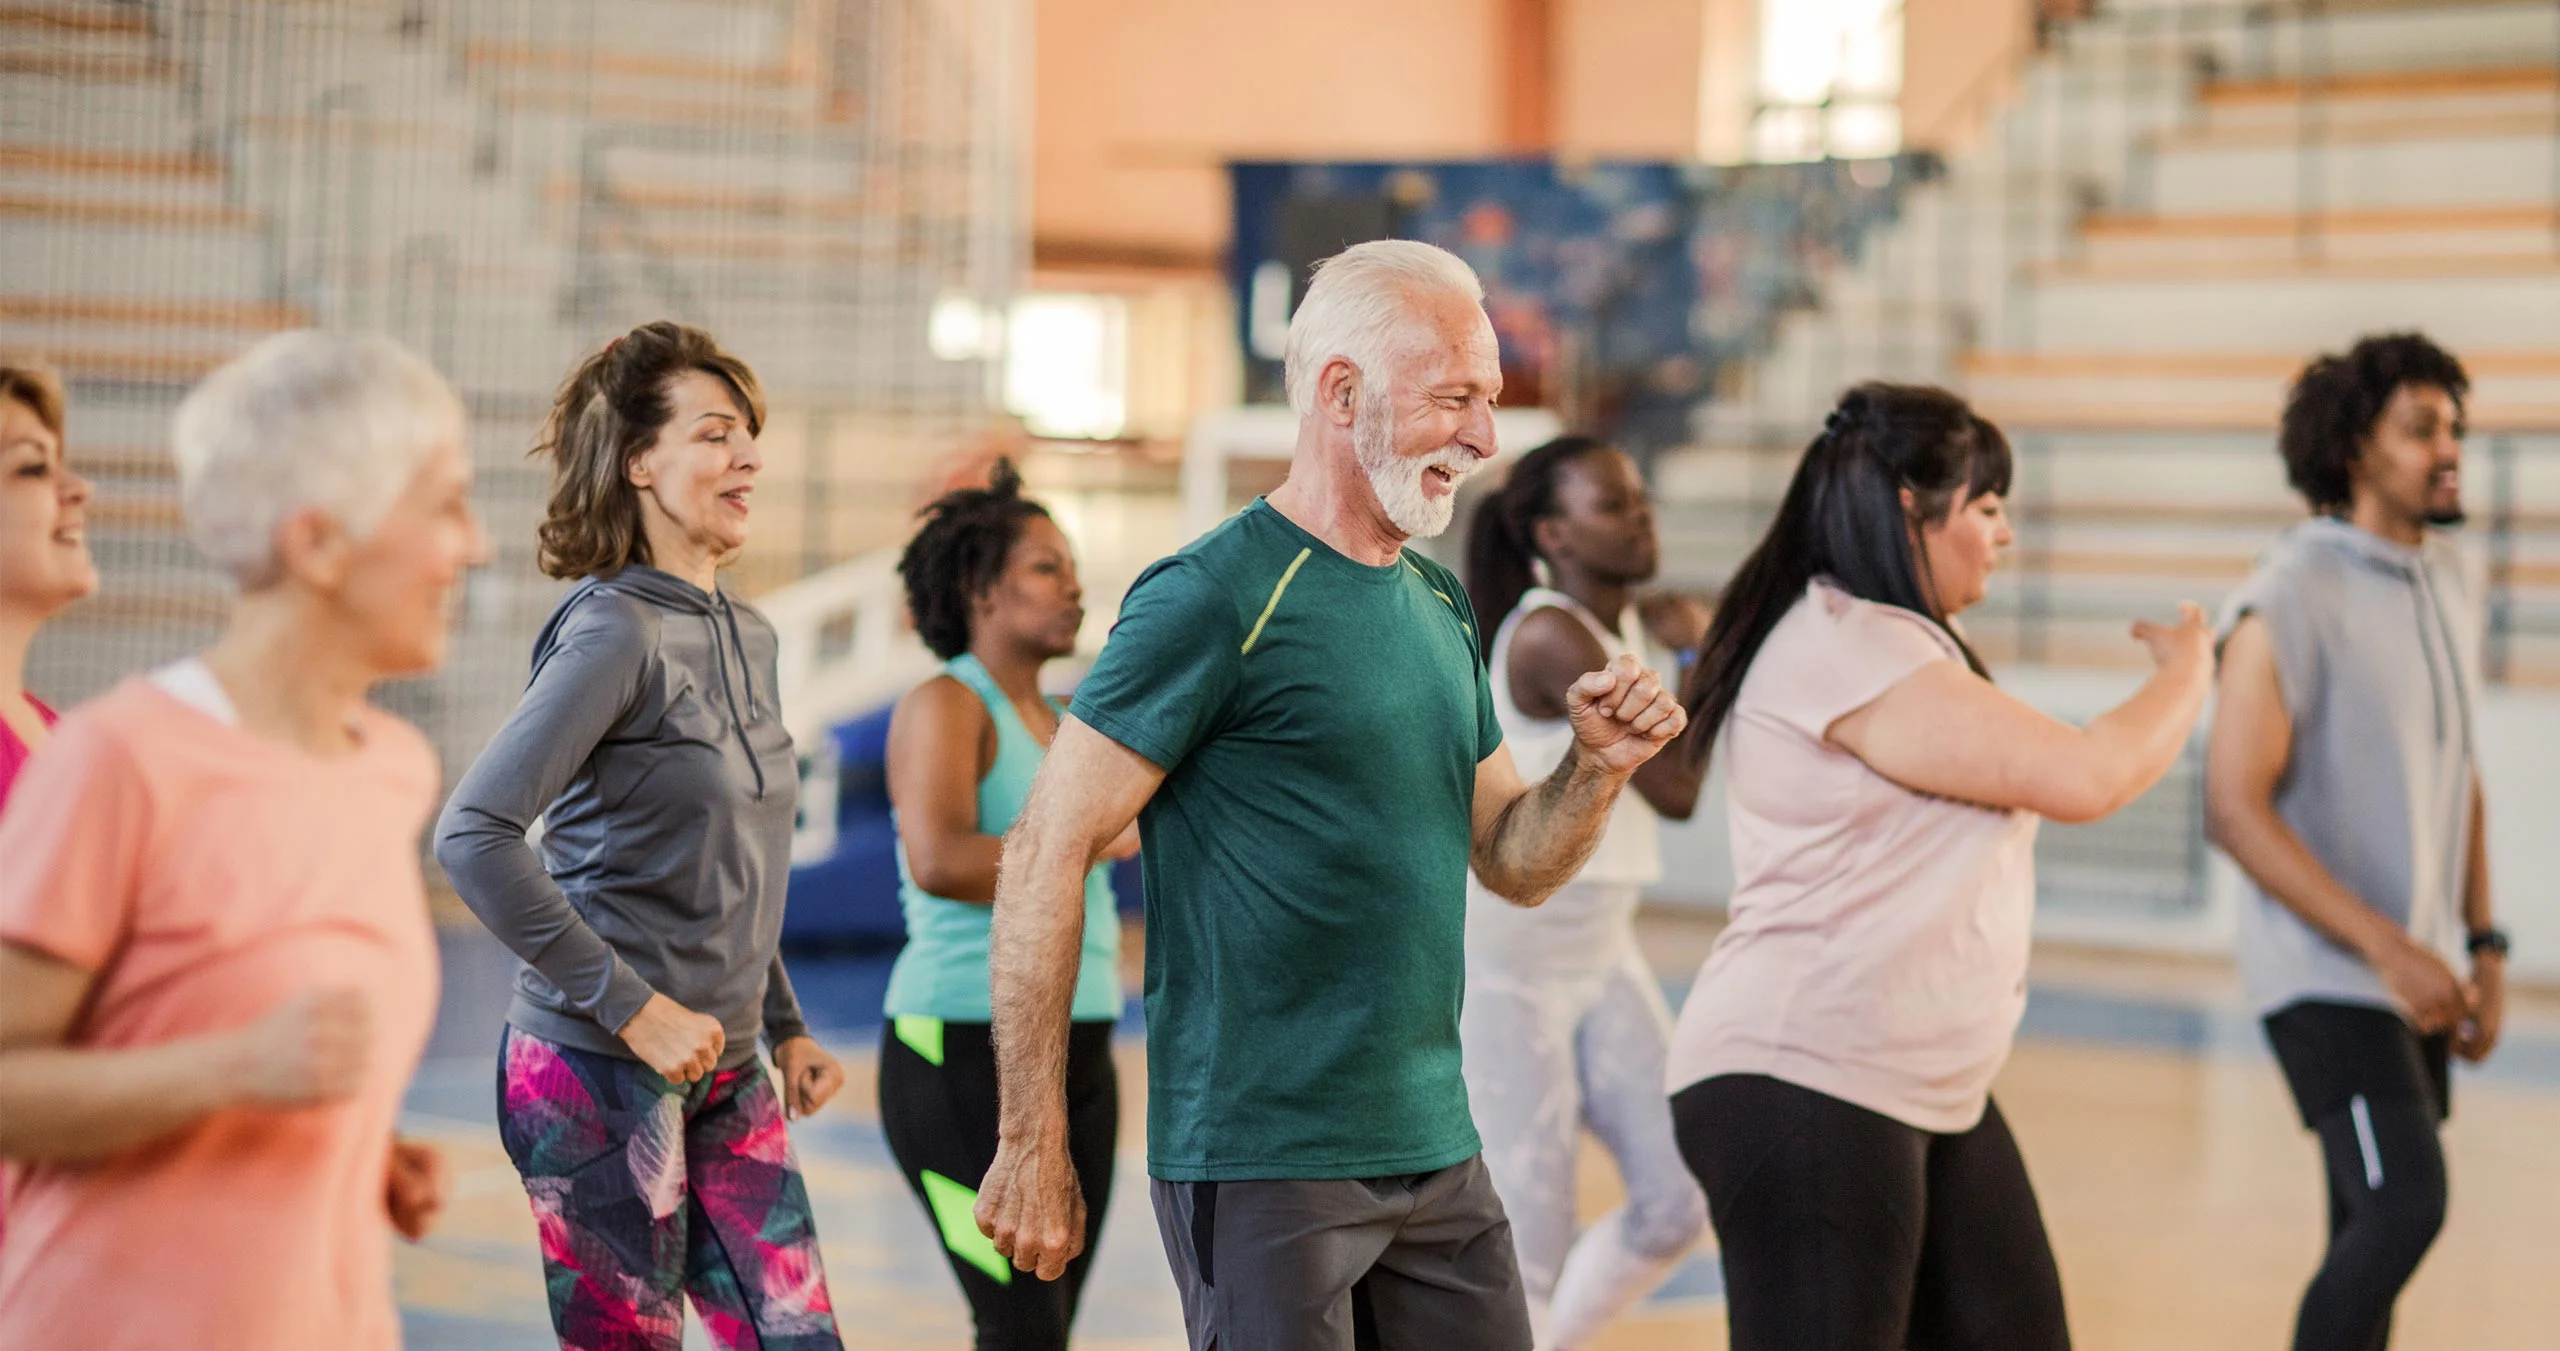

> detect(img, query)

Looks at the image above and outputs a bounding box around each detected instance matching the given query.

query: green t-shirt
[1070,499,1502,1181]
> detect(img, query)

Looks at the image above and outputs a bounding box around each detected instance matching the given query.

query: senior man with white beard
[969,239,1688,1351]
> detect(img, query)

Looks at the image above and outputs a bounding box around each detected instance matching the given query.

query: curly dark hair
[898,459,1051,660]
[533,321,766,579]
[2279,333,2469,513]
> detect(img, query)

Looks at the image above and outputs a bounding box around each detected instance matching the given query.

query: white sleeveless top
[1479,587,1663,887]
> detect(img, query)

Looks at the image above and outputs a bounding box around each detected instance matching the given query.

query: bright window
[928,292,1000,362]
[1003,293,1128,441]
[1755,0,1903,162]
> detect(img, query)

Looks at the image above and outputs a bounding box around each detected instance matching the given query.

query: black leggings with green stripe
[878,1018,1118,1350]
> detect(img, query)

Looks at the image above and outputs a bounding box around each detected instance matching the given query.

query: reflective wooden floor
[397,918,2560,1349]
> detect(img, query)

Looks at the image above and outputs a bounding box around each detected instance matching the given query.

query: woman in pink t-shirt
[0,360,98,1255]
[1664,383,2212,1351]
[0,359,93,813]
[0,332,491,1351]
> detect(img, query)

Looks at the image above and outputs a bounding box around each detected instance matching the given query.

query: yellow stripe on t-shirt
[1405,560,1472,638]
[1402,559,1454,606]
[1241,547,1313,655]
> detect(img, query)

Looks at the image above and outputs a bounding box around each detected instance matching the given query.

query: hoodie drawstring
[706,596,769,799]
[2409,583,2448,745]
[2411,563,2476,758]
[2410,555,2480,946]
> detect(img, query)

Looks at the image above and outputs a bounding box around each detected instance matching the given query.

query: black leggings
[1672,1074,2070,1351]
[2264,1002,2451,1351]
[879,1018,1118,1351]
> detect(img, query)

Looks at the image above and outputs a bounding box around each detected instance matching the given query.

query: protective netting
[6,0,1022,793]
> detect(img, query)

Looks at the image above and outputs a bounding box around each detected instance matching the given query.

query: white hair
[173,331,464,586]
[1281,239,1486,417]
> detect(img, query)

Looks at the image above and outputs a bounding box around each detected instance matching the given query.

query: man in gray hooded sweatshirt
[2205,332,2507,1351]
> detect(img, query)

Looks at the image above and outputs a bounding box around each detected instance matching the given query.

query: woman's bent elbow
[2201,791,2257,855]
[2032,774,2124,826]
[910,857,987,902]
[431,804,504,873]
[429,830,471,883]
[2036,800,2108,827]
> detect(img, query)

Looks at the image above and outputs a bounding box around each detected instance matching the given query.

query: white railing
[756,547,935,865]
[758,546,933,746]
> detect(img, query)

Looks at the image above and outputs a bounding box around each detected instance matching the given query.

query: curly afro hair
[898,459,1050,660]
[2279,333,2468,513]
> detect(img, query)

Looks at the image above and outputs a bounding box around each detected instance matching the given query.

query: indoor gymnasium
[0,2,2555,1349]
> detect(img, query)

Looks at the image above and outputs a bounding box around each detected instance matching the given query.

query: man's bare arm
[989,718,1159,1142]
[977,716,1164,1280]
[2456,775,2503,1062]
[1507,606,1704,819]
[1472,653,1686,907]
[2462,775,2493,936]
[1469,741,1627,905]
[2204,616,2473,1032]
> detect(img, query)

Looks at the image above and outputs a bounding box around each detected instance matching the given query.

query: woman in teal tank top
[879,461,1132,1349]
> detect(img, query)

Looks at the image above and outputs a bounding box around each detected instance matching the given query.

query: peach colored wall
[1552,0,1707,157]
[1901,0,2033,152]
[1033,0,2038,260]
[1033,0,1507,266]
[1695,0,1755,162]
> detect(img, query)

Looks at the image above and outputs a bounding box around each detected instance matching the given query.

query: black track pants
[2264,1001,2452,1351]
[878,1018,1118,1351]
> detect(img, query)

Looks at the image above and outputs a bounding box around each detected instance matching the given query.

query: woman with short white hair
[0,331,488,1351]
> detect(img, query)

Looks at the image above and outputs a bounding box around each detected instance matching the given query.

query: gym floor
[395,913,2560,1350]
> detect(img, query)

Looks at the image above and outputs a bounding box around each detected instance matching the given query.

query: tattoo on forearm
[1483,748,1624,905]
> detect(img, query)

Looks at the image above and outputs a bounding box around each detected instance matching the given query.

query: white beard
[1353,396,1469,539]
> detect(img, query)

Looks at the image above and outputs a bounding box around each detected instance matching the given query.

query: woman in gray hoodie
[436,322,845,1351]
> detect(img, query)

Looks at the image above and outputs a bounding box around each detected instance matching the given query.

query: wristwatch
[2466,927,2511,959]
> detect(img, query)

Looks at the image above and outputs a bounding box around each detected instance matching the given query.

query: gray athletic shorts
[1149,1155,1534,1351]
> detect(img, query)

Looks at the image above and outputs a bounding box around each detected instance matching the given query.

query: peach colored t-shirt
[1665,581,2040,1133]
[0,674,441,1351]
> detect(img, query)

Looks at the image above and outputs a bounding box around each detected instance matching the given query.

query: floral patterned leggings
[496,1026,844,1351]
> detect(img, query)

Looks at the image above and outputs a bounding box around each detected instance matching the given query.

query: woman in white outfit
[1459,435,1712,1349]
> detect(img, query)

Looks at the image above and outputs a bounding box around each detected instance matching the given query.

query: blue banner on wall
[1230,155,1931,457]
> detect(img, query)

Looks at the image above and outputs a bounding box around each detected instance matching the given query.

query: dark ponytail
[1463,435,1614,659]
[1679,382,2012,767]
